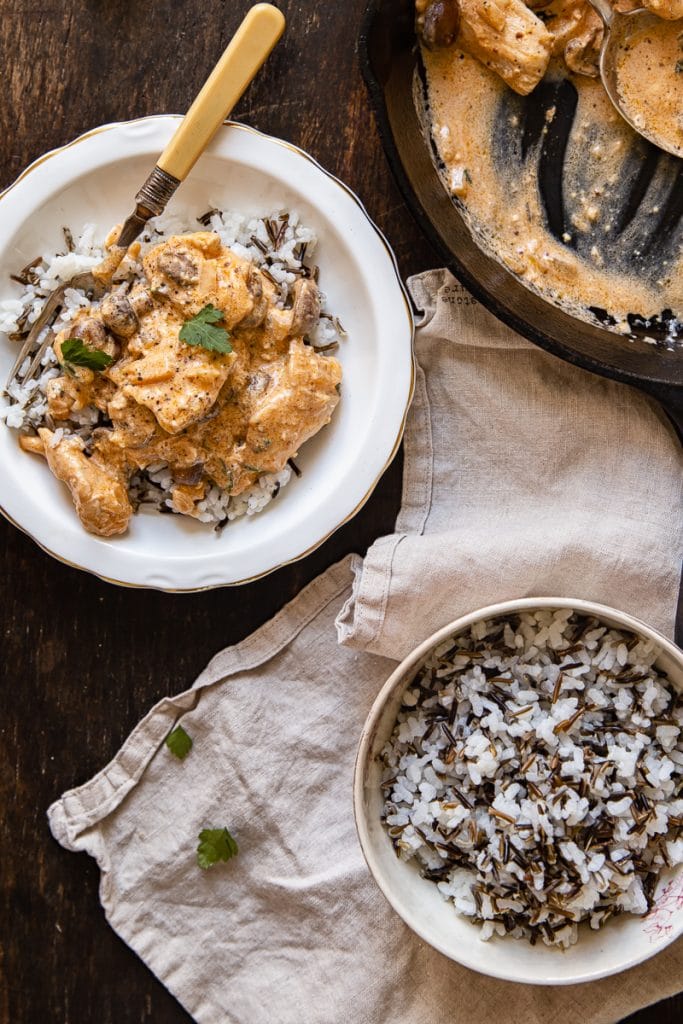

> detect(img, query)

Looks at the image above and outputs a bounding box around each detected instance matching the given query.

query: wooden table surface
[0,2,679,1021]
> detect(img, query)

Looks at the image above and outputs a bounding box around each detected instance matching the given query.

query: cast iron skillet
[360,0,683,438]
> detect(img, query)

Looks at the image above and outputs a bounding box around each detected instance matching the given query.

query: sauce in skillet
[422,45,683,342]
[615,17,683,158]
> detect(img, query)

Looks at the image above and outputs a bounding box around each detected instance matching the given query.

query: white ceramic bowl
[0,117,414,590]
[354,597,683,985]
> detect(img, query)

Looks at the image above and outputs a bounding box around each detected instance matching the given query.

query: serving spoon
[587,0,683,157]
[7,2,285,387]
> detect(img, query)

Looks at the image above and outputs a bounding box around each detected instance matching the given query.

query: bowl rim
[0,115,415,591]
[353,595,683,985]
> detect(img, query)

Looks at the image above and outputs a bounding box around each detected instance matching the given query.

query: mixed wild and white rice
[380,609,683,947]
[0,207,343,527]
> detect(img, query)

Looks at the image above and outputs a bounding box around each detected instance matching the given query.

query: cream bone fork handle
[117,2,285,245]
[6,2,285,387]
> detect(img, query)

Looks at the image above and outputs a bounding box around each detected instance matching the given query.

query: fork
[5,2,285,388]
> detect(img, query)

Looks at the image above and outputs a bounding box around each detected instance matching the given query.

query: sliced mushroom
[129,286,154,319]
[416,0,461,49]
[290,278,321,338]
[237,266,270,328]
[247,370,272,395]
[565,29,601,77]
[543,0,603,78]
[172,461,206,486]
[65,315,118,361]
[100,285,139,338]
[156,249,200,286]
[75,316,108,347]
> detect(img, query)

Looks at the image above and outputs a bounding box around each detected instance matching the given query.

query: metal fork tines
[5,270,97,389]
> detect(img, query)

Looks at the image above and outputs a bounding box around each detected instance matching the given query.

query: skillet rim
[358,0,683,398]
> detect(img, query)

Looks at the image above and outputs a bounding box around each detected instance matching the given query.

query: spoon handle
[117,4,285,247]
[586,0,615,26]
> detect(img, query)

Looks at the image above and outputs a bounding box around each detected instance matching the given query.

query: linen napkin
[49,270,683,1024]
[337,270,683,658]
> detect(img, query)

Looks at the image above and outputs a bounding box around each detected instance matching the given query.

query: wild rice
[380,609,683,947]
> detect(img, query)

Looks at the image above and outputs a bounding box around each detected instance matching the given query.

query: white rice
[0,207,342,527]
[380,609,683,948]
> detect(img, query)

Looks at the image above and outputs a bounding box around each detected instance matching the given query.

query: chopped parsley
[197,827,239,870]
[165,725,193,760]
[60,337,113,373]
[179,304,232,354]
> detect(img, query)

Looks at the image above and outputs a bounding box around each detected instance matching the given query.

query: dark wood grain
[0,3,679,1022]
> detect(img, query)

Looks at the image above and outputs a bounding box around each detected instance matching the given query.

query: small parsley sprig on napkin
[165,725,193,760]
[197,827,239,869]
[60,337,113,373]
[179,304,232,354]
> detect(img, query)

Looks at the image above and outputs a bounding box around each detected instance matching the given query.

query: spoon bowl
[589,1,683,157]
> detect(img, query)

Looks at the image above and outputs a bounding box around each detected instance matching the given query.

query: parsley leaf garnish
[197,827,239,870]
[60,337,113,372]
[165,725,193,760]
[179,304,232,354]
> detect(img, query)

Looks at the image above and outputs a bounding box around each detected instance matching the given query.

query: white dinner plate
[0,117,414,590]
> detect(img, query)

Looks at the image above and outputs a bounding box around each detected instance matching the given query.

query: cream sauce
[422,44,683,341]
[615,17,683,158]
[23,233,342,536]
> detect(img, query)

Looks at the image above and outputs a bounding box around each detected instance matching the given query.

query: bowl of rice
[354,598,683,984]
[0,116,413,589]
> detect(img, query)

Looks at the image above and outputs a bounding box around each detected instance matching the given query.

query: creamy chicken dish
[415,0,683,342]
[17,229,341,536]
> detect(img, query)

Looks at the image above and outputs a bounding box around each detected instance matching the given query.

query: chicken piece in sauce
[243,338,342,474]
[20,429,132,537]
[108,301,235,436]
[416,0,554,95]
[22,231,341,536]
[416,0,461,47]
[45,369,115,421]
[538,0,604,77]
[637,0,683,17]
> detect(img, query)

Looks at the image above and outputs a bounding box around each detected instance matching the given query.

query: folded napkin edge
[47,555,358,852]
